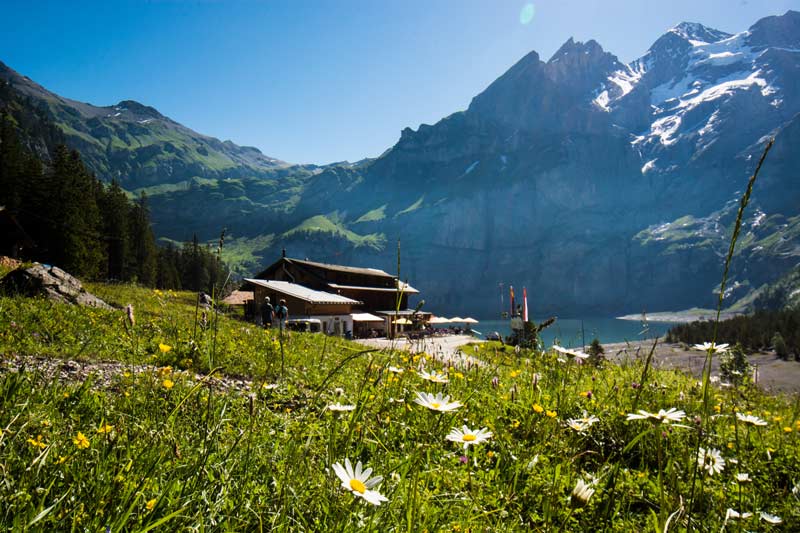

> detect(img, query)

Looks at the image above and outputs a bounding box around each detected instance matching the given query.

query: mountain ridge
[2,10,799,317]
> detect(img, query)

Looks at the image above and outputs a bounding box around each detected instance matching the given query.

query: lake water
[468,317,680,348]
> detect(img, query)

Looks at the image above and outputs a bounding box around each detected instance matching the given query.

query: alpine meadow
[1,3,799,532]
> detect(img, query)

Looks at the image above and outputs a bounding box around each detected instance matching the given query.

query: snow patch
[594,90,610,111]
[641,159,657,174]
[650,115,682,146]
[138,118,154,125]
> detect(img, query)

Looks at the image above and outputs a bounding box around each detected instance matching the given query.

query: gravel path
[603,339,800,394]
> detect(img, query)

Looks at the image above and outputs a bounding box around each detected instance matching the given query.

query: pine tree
[127,192,158,286]
[100,180,131,280]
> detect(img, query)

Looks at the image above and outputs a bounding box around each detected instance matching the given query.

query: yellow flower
[158,366,173,376]
[727,442,734,449]
[783,427,793,433]
[453,372,464,379]
[162,379,174,390]
[57,455,68,464]
[146,498,157,511]
[546,410,557,418]
[533,404,544,414]
[27,435,47,449]
[510,370,521,378]
[158,343,172,353]
[510,419,520,429]
[96,423,114,434]
[73,432,90,449]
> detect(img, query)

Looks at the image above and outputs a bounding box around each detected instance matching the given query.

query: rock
[0,263,112,309]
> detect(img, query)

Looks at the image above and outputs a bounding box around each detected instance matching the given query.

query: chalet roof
[221,290,253,305]
[375,309,433,317]
[244,279,362,305]
[351,312,385,322]
[286,257,394,279]
[328,281,420,295]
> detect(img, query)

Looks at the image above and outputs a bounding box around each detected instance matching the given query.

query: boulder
[0,264,112,309]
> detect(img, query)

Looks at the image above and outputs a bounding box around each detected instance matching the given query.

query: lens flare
[520,3,536,25]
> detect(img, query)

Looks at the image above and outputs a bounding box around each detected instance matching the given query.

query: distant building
[243,252,427,337]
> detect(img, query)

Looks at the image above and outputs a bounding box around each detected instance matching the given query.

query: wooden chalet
[253,254,420,313]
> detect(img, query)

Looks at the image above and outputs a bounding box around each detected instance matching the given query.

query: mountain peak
[668,22,731,44]
[747,10,800,50]
[113,100,165,120]
[549,37,606,64]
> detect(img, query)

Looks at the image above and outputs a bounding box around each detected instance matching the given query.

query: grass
[282,215,387,251]
[1,283,799,531]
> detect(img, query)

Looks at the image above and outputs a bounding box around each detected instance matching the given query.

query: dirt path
[355,335,486,368]
[603,339,800,394]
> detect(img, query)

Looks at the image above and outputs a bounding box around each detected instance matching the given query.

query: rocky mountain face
[2,11,799,317]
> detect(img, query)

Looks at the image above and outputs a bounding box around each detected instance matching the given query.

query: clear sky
[2,0,799,165]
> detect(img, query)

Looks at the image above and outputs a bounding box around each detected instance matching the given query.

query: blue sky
[2,0,799,164]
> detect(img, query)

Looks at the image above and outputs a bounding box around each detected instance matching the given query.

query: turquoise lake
[467,317,681,348]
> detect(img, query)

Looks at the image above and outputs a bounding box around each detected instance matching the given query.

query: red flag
[509,285,515,316]
[523,287,529,322]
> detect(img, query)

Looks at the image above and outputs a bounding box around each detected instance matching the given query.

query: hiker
[275,299,289,330]
[260,297,274,328]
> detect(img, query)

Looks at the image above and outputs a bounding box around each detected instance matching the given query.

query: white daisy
[331,458,388,506]
[697,447,725,476]
[446,425,493,449]
[566,413,600,433]
[413,391,462,412]
[736,413,768,426]
[418,368,449,383]
[552,345,590,359]
[388,366,404,374]
[327,403,356,412]
[626,408,686,424]
[725,508,752,520]
[759,511,782,524]
[571,479,595,506]
[735,473,751,483]
[693,342,730,353]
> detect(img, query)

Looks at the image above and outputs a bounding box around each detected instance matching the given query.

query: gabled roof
[244,279,362,305]
[328,281,420,294]
[286,257,394,278]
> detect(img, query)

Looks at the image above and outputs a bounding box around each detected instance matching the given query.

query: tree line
[665,308,800,360]
[0,110,228,294]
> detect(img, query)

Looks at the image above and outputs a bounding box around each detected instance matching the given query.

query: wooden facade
[254,255,419,313]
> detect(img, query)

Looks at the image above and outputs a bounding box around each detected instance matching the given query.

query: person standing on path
[275,299,289,330]
[260,297,274,329]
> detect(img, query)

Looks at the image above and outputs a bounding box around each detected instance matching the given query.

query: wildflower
[735,473,751,483]
[759,511,782,524]
[459,455,468,464]
[162,379,174,390]
[566,413,600,433]
[96,423,114,434]
[26,435,47,449]
[725,508,752,520]
[697,447,725,476]
[571,479,595,507]
[73,432,90,449]
[509,370,521,378]
[334,387,345,396]
[446,425,493,450]
[693,342,729,353]
[413,391,462,412]
[158,366,172,376]
[545,410,557,418]
[419,369,449,384]
[388,366,404,374]
[158,343,172,353]
[533,403,544,413]
[327,403,356,412]
[332,458,388,506]
[626,408,686,424]
[736,413,768,426]
[262,383,279,390]
[552,345,590,359]
[145,498,156,511]
[783,426,792,433]
[125,304,135,326]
